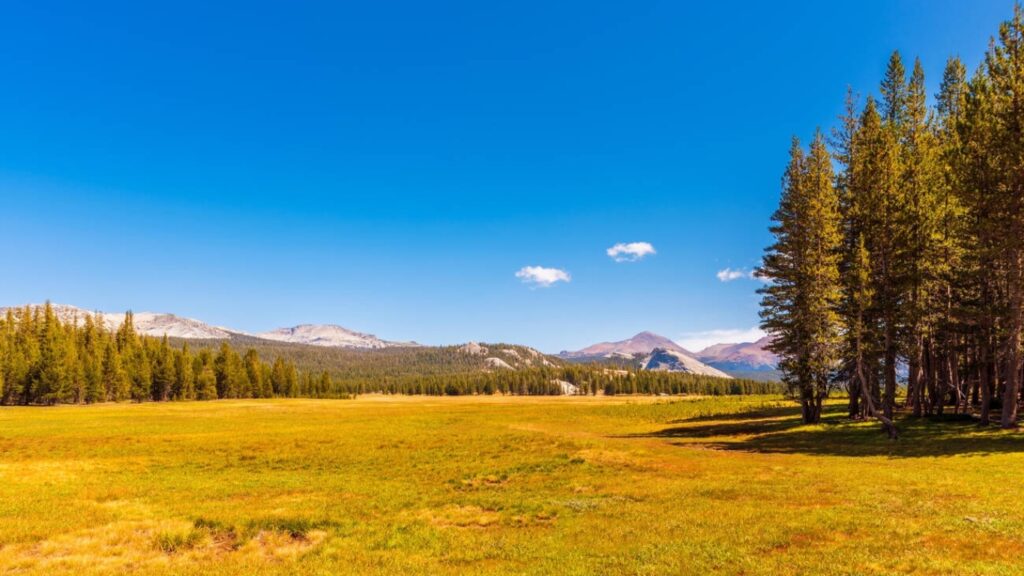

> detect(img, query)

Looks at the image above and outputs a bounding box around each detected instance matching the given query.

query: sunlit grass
[0,395,1021,575]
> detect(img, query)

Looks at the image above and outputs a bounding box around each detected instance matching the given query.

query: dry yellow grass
[0,395,1021,575]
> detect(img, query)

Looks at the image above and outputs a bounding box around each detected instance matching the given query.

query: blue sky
[0,1,1012,352]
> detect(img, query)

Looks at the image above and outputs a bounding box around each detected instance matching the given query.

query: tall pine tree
[760,132,844,423]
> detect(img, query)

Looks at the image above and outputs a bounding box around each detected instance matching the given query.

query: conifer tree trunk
[857,341,898,439]
[983,334,991,424]
[883,325,897,420]
[912,338,925,417]
[948,346,960,414]
[848,382,860,419]
[972,345,982,408]
[926,342,939,416]
[936,350,950,416]
[856,325,897,436]
[1001,297,1023,428]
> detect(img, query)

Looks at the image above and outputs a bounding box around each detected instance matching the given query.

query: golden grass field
[0,395,1022,575]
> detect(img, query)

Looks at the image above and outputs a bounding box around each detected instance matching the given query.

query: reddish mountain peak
[563,331,691,358]
[697,337,778,370]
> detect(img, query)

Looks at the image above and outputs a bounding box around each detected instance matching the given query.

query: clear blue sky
[0,1,1012,352]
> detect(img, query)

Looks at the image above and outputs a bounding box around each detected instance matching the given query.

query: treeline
[0,304,346,404]
[760,6,1024,433]
[326,366,777,397]
[184,338,776,396]
[0,303,773,404]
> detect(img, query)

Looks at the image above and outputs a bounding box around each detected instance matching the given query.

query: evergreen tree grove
[763,4,1024,430]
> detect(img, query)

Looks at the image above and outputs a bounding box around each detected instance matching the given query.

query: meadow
[0,395,1022,575]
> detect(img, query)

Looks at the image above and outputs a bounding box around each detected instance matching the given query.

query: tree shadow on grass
[665,404,799,425]
[623,403,1024,458]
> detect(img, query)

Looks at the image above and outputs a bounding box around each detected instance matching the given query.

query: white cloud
[675,327,766,353]
[716,267,767,282]
[606,242,656,262]
[716,268,748,282]
[515,266,571,287]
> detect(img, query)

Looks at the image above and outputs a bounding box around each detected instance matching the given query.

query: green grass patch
[0,395,1021,575]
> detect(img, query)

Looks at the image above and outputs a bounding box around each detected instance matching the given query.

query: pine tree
[115,311,138,352]
[82,313,104,403]
[260,363,273,398]
[243,349,264,398]
[12,306,39,404]
[983,4,1024,427]
[319,371,332,398]
[151,336,175,401]
[173,343,196,400]
[285,362,298,397]
[34,302,72,404]
[101,340,129,401]
[128,346,152,402]
[900,57,945,416]
[270,358,288,396]
[881,51,908,127]
[928,56,969,416]
[846,235,898,437]
[760,132,844,423]
[0,315,6,402]
[960,63,999,425]
[854,96,906,420]
[197,365,218,400]
[833,86,865,418]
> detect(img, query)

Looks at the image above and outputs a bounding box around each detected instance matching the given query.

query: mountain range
[258,324,418,349]
[1,304,777,378]
[560,331,778,376]
[560,331,691,359]
[695,337,777,371]
[2,304,237,339]
[0,304,413,349]
[640,348,733,378]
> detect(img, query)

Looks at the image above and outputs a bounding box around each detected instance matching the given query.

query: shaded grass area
[633,402,1024,458]
[0,395,1021,575]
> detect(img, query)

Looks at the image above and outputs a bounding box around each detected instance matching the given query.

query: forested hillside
[0,304,776,405]
[761,5,1024,432]
[187,336,557,379]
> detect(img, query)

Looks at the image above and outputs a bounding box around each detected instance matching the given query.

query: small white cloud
[717,267,763,282]
[607,242,656,262]
[515,266,571,287]
[675,327,766,352]
[716,268,748,282]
